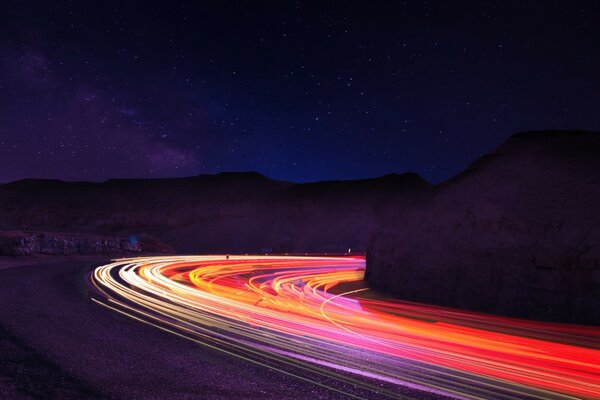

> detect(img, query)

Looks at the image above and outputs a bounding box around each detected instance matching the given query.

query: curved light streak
[90,255,600,400]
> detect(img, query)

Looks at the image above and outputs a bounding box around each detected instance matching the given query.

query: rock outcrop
[366,131,600,324]
[0,231,146,256]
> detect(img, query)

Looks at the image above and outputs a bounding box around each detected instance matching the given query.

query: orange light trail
[90,255,600,399]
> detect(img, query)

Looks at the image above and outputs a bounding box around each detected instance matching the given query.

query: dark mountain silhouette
[0,171,428,254]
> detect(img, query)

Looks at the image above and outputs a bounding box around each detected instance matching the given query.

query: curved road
[90,255,600,400]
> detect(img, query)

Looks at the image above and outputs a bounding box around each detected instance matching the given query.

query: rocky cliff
[366,131,600,324]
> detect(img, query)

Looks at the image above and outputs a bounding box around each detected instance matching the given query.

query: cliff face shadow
[367,131,600,324]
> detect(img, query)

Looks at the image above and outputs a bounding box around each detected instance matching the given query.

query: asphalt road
[0,257,449,400]
[2,256,598,400]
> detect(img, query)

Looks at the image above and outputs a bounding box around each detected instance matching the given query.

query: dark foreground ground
[0,257,448,400]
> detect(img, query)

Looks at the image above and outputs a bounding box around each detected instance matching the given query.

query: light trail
[90,255,600,399]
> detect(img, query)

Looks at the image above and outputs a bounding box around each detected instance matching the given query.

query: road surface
[1,256,430,399]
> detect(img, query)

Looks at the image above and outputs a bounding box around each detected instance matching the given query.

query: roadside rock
[0,231,171,256]
[366,131,600,324]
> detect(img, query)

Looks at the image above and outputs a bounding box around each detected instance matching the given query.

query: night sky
[1,1,599,184]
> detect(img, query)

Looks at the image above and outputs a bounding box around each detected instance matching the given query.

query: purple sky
[1,2,599,183]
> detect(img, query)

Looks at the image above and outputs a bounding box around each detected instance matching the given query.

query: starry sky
[1,1,599,184]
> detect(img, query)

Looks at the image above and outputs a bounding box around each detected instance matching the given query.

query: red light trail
[90,255,600,399]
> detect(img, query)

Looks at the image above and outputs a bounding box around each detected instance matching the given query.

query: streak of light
[90,255,600,399]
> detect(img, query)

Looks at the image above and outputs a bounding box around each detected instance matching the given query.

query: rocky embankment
[366,131,600,324]
[0,231,172,256]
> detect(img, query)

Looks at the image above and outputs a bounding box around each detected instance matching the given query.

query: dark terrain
[0,172,427,255]
[367,131,600,324]
[0,131,597,330]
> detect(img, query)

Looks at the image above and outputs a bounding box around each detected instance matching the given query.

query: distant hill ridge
[0,168,428,254]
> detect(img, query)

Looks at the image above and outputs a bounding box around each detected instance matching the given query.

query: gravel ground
[0,258,448,400]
